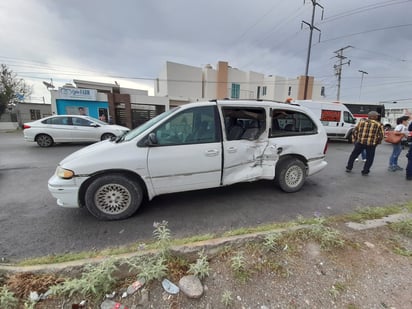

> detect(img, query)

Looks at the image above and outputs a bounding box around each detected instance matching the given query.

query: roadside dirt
[1,220,412,309]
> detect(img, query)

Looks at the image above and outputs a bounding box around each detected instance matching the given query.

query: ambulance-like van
[295,100,357,142]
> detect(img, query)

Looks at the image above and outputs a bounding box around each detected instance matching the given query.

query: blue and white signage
[58,87,97,101]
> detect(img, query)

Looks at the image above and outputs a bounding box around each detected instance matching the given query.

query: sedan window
[42,117,71,125]
[72,117,93,126]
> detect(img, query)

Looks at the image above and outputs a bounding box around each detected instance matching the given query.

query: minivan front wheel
[275,158,306,193]
[85,174,143,220]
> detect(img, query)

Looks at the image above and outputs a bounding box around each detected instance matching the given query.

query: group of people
[346,111,412,180]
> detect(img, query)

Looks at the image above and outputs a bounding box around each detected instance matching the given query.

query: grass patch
[12,205,412,267]
[389,219,412,238]
[341,206,406,223]
[222,222,295,237]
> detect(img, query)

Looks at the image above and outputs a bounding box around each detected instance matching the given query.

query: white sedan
[23,115,129,147]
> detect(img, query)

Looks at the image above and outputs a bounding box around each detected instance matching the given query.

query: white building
[156,61,325,107]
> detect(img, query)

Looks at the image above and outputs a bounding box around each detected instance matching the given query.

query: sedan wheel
[275,158,306,193]
[36,134,54,147]
[85,174,143,220]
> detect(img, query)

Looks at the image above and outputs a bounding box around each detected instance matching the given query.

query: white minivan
[48,100,328,220]
[295,100,357,142]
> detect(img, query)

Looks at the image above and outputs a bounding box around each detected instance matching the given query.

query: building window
[231,83,240,99]
[321,86,325,97]
[288,86,292,96]
[262,86,267,96]
[30,109,41,120]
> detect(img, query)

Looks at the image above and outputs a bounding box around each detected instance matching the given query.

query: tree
[0,64,32,117]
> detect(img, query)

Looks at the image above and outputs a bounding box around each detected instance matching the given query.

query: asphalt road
[1,131,411,262]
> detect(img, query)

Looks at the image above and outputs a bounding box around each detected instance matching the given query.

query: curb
[0,225,309,273]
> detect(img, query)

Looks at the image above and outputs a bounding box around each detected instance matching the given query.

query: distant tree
[0,64,32,117]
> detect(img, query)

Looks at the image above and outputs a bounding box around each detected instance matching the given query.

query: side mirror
[148,132,158,145]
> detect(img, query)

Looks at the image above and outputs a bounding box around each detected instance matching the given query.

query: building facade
[0,102,52,130]
[156,61,325,106]
[50,80,169,129]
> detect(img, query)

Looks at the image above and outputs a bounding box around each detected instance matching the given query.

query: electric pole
[302,0,324,100]
[358,70,368,101]
[333,45,352,101]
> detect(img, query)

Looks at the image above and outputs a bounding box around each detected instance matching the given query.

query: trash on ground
[162,278,180,294]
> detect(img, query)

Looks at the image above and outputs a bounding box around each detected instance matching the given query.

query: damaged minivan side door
[220,106,277,185]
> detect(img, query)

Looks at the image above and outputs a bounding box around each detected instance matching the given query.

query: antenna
[42,78,55,89]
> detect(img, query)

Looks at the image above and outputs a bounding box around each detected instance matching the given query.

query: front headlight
[56,166,74,179]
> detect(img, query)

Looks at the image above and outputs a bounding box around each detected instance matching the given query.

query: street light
[358,70,368,101]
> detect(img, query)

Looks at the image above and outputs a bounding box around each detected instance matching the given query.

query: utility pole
[333,45,352,101]
[358,70,368,101]
[302,0,324,100]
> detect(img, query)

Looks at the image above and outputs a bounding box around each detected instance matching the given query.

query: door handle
[227,146,237,153]
[205,149,219,157]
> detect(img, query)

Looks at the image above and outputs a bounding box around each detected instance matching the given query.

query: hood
[58,138,148,175]
[59,140,113,166]
[106,124,129,131]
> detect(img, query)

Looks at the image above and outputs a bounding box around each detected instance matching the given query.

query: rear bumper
[307,157,328,176]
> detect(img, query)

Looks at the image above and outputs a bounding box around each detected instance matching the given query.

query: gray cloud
[1,0,411,103]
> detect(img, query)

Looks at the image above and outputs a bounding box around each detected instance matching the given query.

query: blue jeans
[389,143,402,167]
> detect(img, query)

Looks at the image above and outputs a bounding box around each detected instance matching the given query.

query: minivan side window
[153,106,221,146]
[222,107,266,141]
[270,109,317,137]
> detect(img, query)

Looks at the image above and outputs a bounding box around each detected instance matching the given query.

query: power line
[320,0,410,24]
[319,23,412,43]
[333,45,352,101]
[302,0,324,99]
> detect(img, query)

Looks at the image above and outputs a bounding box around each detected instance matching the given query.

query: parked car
[48,100,328,220]
[23,115,129,147]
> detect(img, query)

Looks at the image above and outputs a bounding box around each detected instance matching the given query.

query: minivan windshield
[120,107,179,142]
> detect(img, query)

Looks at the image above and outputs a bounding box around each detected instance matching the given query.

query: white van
[295,100,357,142]
[48,100,328,220]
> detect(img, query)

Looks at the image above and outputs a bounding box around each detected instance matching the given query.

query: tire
[85,174,143,220]
[36,134,54,147]
[275,158,306,193]
[101,133,115,141]
[347,130,353,143]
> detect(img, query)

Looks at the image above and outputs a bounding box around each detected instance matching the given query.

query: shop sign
[59,87,97,101]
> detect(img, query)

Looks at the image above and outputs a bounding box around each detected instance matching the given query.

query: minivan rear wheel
[275,158,306,193]
[85,174,143,220]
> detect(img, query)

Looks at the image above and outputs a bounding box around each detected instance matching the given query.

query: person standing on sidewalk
[346,111,384,176]
[388,115,409,172]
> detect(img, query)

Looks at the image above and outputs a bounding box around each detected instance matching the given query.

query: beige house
[156,61,325,107]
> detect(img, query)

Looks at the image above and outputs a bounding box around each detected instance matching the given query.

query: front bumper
[48,174,83,208]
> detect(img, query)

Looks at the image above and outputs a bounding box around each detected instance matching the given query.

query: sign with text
[320,109,341,122]
[58,87,97,101]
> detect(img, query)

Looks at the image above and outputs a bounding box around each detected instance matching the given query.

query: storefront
[53,87,109,121]
[50,81,169,129]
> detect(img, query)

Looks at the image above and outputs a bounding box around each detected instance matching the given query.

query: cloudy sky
[1,0,411,104]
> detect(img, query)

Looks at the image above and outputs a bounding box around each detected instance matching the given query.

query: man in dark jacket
[346,111,385,175]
